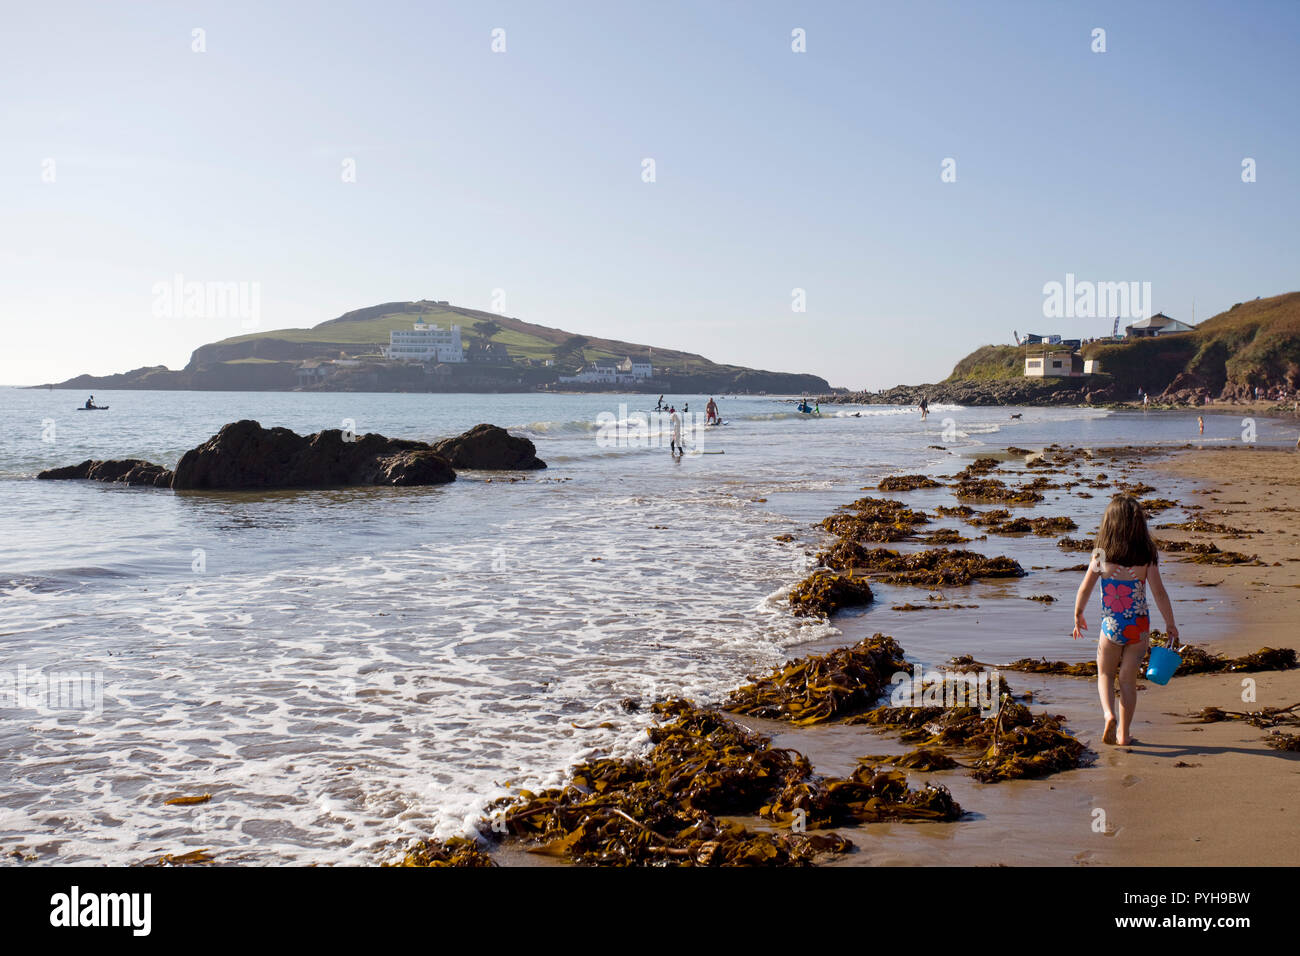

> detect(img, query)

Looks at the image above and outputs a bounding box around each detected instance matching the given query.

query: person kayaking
[706,397,719,424]
[85,395,95,409]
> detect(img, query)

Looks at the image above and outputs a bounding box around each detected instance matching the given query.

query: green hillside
[196,300,715,372]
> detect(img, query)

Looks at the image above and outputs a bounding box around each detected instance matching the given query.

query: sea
[1,388,1295,864]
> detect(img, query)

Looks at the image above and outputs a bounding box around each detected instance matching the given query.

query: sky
[2,0,1298,389]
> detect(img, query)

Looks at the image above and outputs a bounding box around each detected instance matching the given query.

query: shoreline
[421,441,1298,867]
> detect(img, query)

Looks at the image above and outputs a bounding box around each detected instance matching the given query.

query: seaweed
[391,836,498,867]
[967,511,1078,536]
[723,634,908,725]
[857,749,960,771]
[878,474,942,491]
[819,495,931,542]
[1003,657,1097,677]
[1265,733,1300,752]
[1157,517,1257,536]
[954,478,1044,504]
[1186,701,1299,729]
[820,545,1024,586]
[788,569,874,617]
[761,766,962,828]
[1140,498,1179,514]
[845,699,1091,782]
[1057,536,1096,551]
[915,528,972,544]
[484,699,852,866]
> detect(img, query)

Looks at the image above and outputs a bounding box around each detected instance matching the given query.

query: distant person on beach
[706,397,718,424]
[669,406,683,456]
[656,395,664,411]
[1143,392,1149,408]
[1198,415,1204,435]
[683,402,689,413]
[919,396,928,421]
[1072,495,1179,746]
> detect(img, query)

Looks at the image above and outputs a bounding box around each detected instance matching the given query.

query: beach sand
[738,444,1300,867]
[1083,446,1300,866]
[482,442,1299,867]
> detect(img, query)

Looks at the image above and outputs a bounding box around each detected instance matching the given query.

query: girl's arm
[1146,561,1179,642]
[1072,565,1100,639]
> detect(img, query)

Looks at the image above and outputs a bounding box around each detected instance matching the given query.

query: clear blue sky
[3,0,1297,388]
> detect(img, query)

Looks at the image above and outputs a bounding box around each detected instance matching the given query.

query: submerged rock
[430,423,546,470]
[38,459,173,487]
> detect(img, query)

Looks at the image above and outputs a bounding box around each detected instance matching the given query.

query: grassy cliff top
[946,291,1300,392]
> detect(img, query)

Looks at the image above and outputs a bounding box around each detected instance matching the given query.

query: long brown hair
[1095,494,1159,568]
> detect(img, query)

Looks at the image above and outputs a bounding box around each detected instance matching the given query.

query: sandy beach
[464,438,1300,867]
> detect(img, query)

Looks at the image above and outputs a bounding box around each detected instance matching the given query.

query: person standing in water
[669,405,683,456]
[919,396,929,421]
[705,397,718,424]
[1198,415,1205,435]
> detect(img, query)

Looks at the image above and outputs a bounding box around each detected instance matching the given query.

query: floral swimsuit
[1099,565,1151,646]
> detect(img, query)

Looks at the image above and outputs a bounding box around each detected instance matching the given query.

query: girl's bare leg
[1096,637,1121,744]
[1115,638,1149,745]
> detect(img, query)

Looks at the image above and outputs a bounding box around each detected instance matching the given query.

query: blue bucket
[1146,641,1183,685]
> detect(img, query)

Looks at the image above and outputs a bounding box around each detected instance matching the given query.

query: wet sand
[733,444,1299,867]
[485,442,1299,867]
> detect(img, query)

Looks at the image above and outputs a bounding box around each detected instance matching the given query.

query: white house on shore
[1024,350,1083,377]
[384,321,465,363]
[559,356,654,385]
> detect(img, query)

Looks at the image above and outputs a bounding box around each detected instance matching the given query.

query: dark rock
[171,420,456,489]
[431,423,546,470]
[38,459,173,487]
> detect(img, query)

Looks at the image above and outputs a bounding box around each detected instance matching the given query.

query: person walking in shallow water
[668,405,683,456]
[1072,495,1179,746]
[1198,415,1204,436]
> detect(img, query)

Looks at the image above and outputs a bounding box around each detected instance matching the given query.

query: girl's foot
[1117,736,1136,746]
[1103,718,1117,745]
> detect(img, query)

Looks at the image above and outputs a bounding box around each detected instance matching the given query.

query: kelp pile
[761,766,962,829]
[856,749,959,771]
[820,545,1025,587]
[1157,517,1256,537]
[1187,701,1299,730]
[788,569,874,617]
[992,644,1296,680]
[878,474,942,491]
[1154,539,1264,565]
[1057,536,1096,552]
[723,634,908,725]
[915,527,972,544]
[819,495,930,542]
[845,699,1091,783]
[965,509,1077,536]
[477,699,851,866]
[952,458,1001,481]
[392,836,497,867]
[1140,498,1179,514]
[954,478,1044,504]
[1154,642,1296,675]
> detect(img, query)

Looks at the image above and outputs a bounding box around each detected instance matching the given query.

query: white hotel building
[384,322,465,363]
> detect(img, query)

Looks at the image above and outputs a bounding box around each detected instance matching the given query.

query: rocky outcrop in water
[430,423,546,470]
[37,420,549,489]
[37,459,174,487]
[169,420,456,489]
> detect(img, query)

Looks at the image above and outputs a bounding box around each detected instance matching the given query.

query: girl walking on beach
[1071,495,1179,745]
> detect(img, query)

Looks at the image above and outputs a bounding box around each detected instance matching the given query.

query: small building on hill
[1025,350,1083,377]
[1124,313,1196,338]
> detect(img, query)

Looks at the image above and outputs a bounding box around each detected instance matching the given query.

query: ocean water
[1,388,1294,864]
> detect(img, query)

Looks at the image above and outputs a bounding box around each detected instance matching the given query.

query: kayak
[76,406,110,411]
[706,420,728,427]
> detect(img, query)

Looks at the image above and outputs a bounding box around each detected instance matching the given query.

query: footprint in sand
[1121,773,1141,788]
